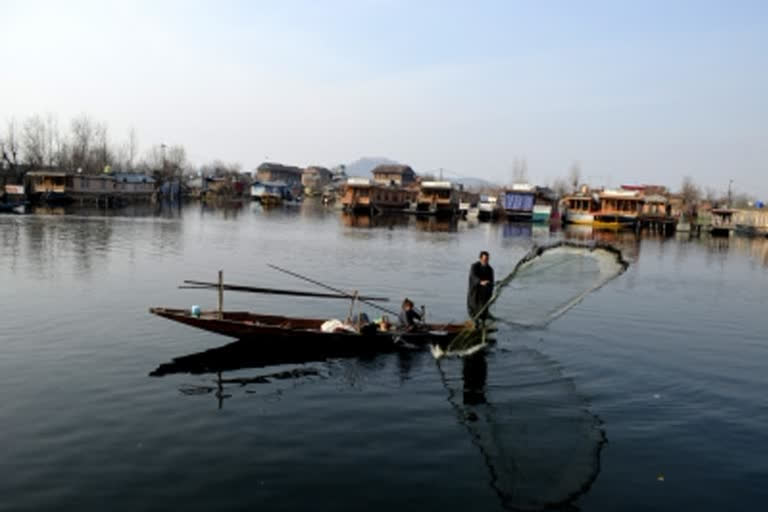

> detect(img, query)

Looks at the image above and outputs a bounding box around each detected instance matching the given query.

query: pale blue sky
[2,0,766,196]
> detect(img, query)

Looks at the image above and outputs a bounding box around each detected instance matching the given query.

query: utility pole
[728,179,733,208]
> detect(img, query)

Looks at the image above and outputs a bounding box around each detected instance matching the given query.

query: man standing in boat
[467,251,494,326]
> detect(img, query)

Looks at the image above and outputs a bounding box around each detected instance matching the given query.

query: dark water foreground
[1,203,767,511]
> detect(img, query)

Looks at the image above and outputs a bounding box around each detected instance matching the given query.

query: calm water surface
[1,202,767,511]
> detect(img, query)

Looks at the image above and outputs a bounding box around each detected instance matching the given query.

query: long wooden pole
[181,281,389,301]
[267,264,399,316]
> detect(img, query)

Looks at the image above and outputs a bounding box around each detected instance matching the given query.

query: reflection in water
[341,212,411,229]
[150,340,329,408]
[414,215,459,232]
[152,338,605,510]
[438,347,605,511]
[502,222,532,239]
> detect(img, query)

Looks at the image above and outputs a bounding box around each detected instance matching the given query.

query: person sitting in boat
[467,250,494,327]
[398,298,422,331]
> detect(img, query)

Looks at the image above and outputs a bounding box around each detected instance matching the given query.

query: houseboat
[459,190,480,218]
[251,181,297,205]
[532,187,558,223]
[416,181,460,215]
[341,178,416,214]
[416,181,460,216]
[1,184,28,214]
[710,208,736,237]
[25,170,154,206]
[501,184,536,221]
[302,166,332,197]
[562,192,600,225]
[477,195,502,221]
[593,189,643,229]
[734,209,768,237]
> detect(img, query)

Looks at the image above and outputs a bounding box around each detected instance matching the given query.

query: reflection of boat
[341,212,410,229]
[414,216,458,232]
[502,222,532,239]
[149,308,479,353]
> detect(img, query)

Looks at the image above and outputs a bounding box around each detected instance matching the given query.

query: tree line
[0,114,241,183]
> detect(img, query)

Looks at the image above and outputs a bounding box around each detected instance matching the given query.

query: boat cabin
[416,181,460,215]
[711,208,736,236]
[502,184,536,221]
[562,193,600,225]
[251,181,295,205]
[342,178,416,213]
[372,165,416,187]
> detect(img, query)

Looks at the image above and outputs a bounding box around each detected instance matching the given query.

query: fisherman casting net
[442,241,629,354]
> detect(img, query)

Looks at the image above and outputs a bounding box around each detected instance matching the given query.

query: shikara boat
[150,307,483,356]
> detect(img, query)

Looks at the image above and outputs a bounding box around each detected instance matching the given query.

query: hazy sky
[2,0,766,196]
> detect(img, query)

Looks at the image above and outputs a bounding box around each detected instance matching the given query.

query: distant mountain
[343,156,497,188]
[343,157,400,178]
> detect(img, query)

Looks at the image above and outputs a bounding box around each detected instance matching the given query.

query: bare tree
[91,122,112,172]
[680,176,700,205]
[127,127,138,171]
[551,178,569,197]
[22,114,47,167]
[2,118,20,168]
[166,145,186,174]
[44,114,60,166]
[71,114,95,173]
[568,162,581,192]
[511,157,528,183]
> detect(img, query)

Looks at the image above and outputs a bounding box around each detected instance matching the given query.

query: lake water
[2,202,767,511]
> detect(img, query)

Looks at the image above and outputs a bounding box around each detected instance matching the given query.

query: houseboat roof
[253,180,289,188]
[256,162,303,175]
[113,173,155,183]
[26,170,69,177]
[303,166,331,175]
[371,164,414,175]
[346,177,372,187]
[643,194,668,204]
[509,183,535,192]
[420,180,454,190]
[600,189,642,198]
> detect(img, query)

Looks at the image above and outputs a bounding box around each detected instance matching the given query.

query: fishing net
[437,348,606,510]
[441,241,628,354]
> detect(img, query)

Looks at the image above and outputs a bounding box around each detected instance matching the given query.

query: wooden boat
[149,307,481,355]
[0,201,27,214]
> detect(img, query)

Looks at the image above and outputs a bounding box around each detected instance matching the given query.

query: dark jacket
[398,308,422,330]
[467,261,494,319]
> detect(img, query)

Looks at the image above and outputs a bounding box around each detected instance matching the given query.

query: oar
[181,280,389,302]
[267,263,400,317]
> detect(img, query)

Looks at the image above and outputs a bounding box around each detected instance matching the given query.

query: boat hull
[565,212,594,225]
[532,205,552,223]
[150,308,482,355]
